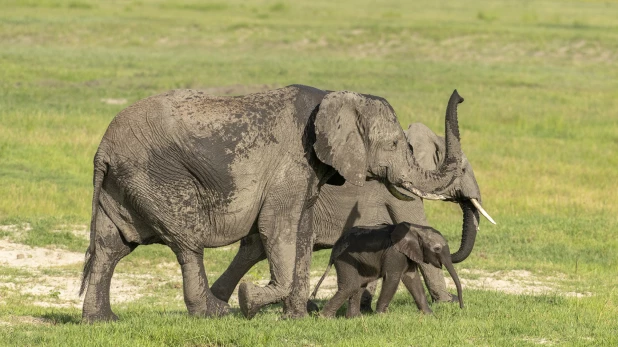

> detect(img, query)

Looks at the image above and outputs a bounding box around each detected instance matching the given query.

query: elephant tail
[79,153,108,297]
[311,262,333,299]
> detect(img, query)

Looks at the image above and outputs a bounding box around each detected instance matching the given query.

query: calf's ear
[391,223,423,264]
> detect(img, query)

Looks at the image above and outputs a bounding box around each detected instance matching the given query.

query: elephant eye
[385,139,398,151]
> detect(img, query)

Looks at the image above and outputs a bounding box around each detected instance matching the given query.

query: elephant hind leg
[346,288,365,318]
[82,207,137,323]
[321,261,360,318]
[176,249,230,317]
[321,287,358,318]
[211,231,266,303]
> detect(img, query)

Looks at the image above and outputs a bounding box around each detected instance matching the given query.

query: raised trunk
[450,200,480,263]
[395,90,464,200]
[441,248,464,309]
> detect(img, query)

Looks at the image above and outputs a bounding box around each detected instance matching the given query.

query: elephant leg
[419,262,455,302]
[321,261,360,318]
[321,287,358,318]
[82,207,136,323]
[375,274,401,314]
[360,280,377,313]
[176,249,230,317]
[282,195,315,319]
[210,232,266,303]
[402,268,433,314]
[346,288,364,318]
[238,195,304,319]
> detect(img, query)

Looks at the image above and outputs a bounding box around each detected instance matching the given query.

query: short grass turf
[1,0,617,346]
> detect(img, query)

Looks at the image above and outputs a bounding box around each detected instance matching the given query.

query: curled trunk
[450,200,480,263]
[398,90,464,200]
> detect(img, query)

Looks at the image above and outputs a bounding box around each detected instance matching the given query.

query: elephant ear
[314,91,367,187]
[390,223,424,264]
[406,123,446,170]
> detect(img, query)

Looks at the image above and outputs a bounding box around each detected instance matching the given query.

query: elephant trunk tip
[452,89,464,104]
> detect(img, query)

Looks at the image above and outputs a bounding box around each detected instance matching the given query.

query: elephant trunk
[397,90,464,201]
[441,248,464,309]
[450,200,480,263]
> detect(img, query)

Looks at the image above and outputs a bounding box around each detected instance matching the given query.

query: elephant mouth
[386,182,448,201]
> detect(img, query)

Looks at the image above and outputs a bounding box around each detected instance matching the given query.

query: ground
[1,0,618,345]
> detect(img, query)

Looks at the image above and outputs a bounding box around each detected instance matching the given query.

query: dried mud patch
[446,269,591,298]
[0,237,150,308]
[0,239,84,268]
[0,271,150,309]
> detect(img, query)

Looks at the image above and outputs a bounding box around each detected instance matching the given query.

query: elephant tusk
[401,182,448,201]
[470,198,496,225]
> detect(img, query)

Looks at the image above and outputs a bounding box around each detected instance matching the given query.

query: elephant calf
[312,222,463,317]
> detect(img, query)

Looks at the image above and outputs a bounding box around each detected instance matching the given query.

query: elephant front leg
[402,267,433,314]
[210,232,266,303]
[418,262,456,303]
[238,199,302,319]
[375,273,403,314]
[177,250,230,317]
[282,197,315,319]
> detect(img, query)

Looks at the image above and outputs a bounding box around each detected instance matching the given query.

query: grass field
[1,0,618,345]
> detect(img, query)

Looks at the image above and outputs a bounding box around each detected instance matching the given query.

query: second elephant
[211,122,493,307]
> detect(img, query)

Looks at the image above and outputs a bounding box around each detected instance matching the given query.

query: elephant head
[391,223,463,308]
[403,122,495,263]
[313,90,466,201]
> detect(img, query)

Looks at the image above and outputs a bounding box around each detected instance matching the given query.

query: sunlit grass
[1,0,617,345]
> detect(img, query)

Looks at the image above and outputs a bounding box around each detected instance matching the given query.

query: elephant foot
[319,311,335,319]
[434,293,459,304]
[82,310,118,324]
[205,298,231,317]
[281,310,308,320]
[306,300,319,315]
[421,308,434,315]
[238,282,262,319]
[186,297,230,318]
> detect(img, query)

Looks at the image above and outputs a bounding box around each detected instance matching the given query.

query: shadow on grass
[41,312,81,325]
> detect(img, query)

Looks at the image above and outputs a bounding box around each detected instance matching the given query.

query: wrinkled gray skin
[210,122,483,309]
[313,223,463,318]
[80,85,466,322]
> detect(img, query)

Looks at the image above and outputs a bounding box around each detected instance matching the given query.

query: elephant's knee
[274,279,293,298]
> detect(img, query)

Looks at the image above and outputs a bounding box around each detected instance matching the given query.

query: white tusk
[401,182,448,201]
[470,198,496,225]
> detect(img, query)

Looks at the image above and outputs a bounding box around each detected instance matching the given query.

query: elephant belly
[104,155,264,250]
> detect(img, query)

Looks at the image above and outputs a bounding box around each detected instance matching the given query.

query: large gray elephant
[210,122,494,311]
[80,85,468,322]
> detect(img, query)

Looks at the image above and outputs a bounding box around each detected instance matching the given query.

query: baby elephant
[312,222,463,317]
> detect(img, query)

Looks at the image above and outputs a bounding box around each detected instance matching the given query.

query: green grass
[1,0,618,345]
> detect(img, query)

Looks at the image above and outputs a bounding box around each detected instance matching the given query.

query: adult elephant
[80,85,466,322]
[210,122,494,309]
